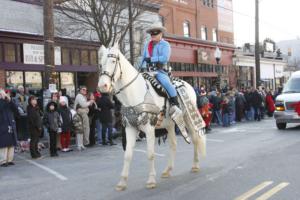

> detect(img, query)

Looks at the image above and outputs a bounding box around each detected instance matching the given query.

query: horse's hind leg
[144,125,157,189]
[161,122,177,178]
[116,126,137,191]
[185,120,201,173]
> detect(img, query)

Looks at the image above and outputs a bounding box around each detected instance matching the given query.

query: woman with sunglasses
[141,23,191,144]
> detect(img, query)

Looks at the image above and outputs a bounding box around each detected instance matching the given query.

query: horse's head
[98,44,122,93]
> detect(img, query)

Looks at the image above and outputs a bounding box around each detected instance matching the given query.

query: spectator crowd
[195,85,281,132]
[0,85,118,167]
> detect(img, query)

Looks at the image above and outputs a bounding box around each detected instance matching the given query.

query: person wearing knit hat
[58,96,72,152]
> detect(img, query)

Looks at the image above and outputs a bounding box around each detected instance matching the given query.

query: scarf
[148,41,154,57]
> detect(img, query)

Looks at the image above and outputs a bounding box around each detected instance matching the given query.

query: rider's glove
[139,68,146,73]
[144,57,151,64]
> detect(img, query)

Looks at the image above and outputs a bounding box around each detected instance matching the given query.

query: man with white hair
[74,86,94,146]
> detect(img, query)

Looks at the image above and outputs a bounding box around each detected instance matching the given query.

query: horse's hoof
[146,182,157,189]
[115,184,127,191]
[191,167,200,173]
[161,172,171,178]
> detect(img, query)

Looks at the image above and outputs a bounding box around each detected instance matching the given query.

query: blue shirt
[141,39,171,68]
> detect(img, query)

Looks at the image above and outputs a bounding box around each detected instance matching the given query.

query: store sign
[275,65,284,78]
[197,49,211,63]
[23,44,61,65]
[49,84,57,93]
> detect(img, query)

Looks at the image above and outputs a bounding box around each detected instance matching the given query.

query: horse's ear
[98,45,107,64]
[113,42,119,49]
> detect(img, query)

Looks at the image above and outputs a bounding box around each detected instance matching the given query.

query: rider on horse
[141,23,191,144]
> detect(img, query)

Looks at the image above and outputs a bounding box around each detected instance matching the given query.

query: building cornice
[164,34,235,51]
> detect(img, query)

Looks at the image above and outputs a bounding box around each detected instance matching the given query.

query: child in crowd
[73,105,85,151]
[43,102,61,157]
[58,96,73,152]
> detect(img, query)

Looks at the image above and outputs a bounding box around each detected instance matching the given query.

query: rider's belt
[148,63,168,70]
[156,63,168,70]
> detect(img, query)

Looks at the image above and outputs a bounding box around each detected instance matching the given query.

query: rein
[100,53,141,96]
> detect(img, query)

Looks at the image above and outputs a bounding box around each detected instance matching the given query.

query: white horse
[98,45,206,191]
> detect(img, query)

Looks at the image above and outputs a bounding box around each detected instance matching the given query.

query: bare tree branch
[57,0,161,47]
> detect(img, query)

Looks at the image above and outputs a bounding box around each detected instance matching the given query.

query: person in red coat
[265,90,275,117]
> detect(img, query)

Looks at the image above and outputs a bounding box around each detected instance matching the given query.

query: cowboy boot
[169,97,191,144]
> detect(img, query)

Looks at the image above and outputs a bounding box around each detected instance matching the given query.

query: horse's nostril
[104,84,108,88]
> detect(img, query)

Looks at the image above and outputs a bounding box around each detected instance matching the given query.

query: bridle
[100,53,121,83]
[100,52,140,95]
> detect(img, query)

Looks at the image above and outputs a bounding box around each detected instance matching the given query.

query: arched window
[212,28,218,42]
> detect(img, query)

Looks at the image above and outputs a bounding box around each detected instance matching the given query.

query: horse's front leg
[144,124,156,189]
[116,126,137,191]
[161,122,177,178]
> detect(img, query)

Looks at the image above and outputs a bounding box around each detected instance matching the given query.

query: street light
[214,46,222,89]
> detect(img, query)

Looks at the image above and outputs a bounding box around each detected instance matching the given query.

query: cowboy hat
[146,23,167,34]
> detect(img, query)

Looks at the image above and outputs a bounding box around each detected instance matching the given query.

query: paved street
[1,118,300,200]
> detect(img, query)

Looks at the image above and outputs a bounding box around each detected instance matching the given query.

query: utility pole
[43,0,55,89]
[255,0,260,88]
[128,0,134,65]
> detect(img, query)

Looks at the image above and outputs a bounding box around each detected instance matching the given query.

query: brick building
[159,0,235,89]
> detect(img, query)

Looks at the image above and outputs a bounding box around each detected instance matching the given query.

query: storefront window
[90,50,97,65]
[16,44,22,63]
[62,48,71,65]
[81,50,89,65]
[6,71,23,89]
[71,49,80,65]
[25,72,42,90]
[60,72,75,98]
[4,44,16,62]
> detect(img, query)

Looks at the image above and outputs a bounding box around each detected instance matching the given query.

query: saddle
[142,72,184,98]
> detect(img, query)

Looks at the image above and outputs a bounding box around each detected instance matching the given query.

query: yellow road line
[256,182,290,200]
[234,181,273,200]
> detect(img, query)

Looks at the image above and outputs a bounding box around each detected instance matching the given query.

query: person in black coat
[27,96,43,159]
[235,92,246,122]
[97,93,116,146]
[252,89,263,121]
[88,93,98,147]
[0,90,18,167]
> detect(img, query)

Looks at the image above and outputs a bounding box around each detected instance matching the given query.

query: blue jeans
[156,70,177,97]
[213,110,222,125]
[222,113,230,127]
[102,122,113,143]
[245,107,254,121]
[254,107,261,121]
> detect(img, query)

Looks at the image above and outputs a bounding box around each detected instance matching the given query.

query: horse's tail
[184,114,207,157]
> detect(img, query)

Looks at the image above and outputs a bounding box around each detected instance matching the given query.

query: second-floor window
[203,0,214,7]
[183,21,191,37]
[212,28,218,42]
[201,26,207,40]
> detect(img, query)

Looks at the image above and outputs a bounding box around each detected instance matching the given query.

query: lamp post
[214,46,222,90]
